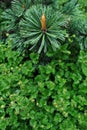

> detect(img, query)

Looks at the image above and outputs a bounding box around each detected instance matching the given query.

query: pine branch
[78,31,87,37]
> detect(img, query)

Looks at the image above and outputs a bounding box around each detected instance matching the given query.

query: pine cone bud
[41,14,46,31]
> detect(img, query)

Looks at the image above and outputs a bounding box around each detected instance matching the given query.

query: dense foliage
[0,0,87,130]
[0,41,87,130]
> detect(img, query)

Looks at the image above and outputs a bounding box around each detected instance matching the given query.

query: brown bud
[41,14,46,31]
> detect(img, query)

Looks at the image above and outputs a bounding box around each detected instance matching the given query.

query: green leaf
[82,64,87,76]
[46,81,55,90]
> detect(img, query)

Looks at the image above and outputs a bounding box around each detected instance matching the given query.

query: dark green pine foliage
[0,0,87,53]
[19,5,66,53]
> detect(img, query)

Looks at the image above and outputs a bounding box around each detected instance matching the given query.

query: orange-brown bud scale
[41,14,46,31]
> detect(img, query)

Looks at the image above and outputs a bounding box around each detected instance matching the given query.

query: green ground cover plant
[0,0,87,130]
[0,40,87,130]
